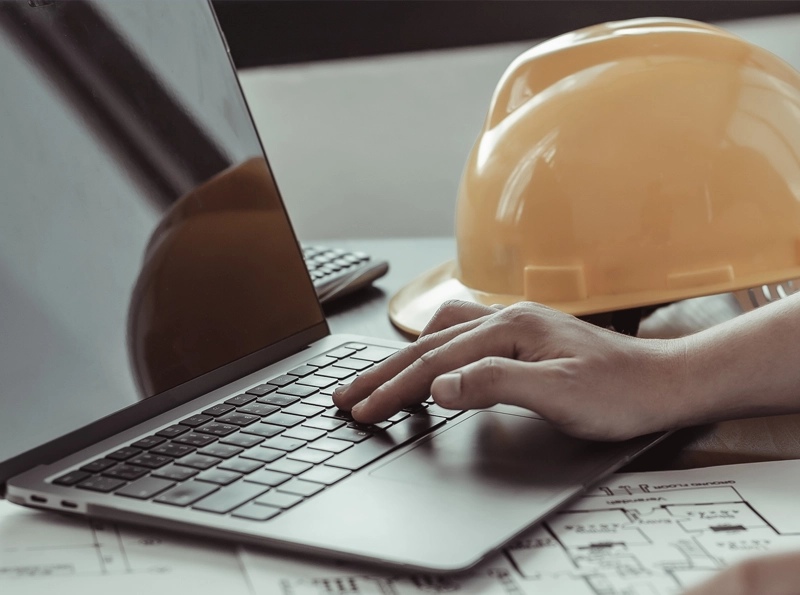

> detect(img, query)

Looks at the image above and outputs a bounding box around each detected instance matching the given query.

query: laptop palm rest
[370,410,632,495]
[269,409,645,571]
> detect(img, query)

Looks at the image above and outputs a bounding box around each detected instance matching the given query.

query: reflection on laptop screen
[0,1,324,465]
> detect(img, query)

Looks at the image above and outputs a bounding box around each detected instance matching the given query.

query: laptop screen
[0,1,325,467]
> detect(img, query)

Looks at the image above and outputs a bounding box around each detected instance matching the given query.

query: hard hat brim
[389,260,800,336]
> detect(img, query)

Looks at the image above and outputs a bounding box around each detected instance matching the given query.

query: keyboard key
[152,464,198,481]
[80,459,116,473]
[116,477,175,500]
[195,422,239,437]
[265,459,313,476]
[237,403,280,417]
[351,346,397,362]
[288,365,316,377]
[298,466,351,486]
[327,413,445,471]
[181,414,213,428]
[193,482,268,514]
[197,444,243,459]
[242,423,284,438]
[226,393,258,406]
[296,375,338,389]
[150,443,195,458]
[127,454,172,469]
[232,502,281,521]
[254,491,304,509]
[283,426,326,442]
[307,438,353,454]
[221,434,264,448]
[346,421,386,433]
[257,393,300,407]
[388,412,410,423]
[315,367,354,380]
[173,432,217,447]
[278,478,325,497]
[327,347,356,359]
[77,476,127,493]
[130,436,167,450]
[156,425,190,439]
[306,355,337,368]
[267,375,295,387]
[216,412,260,427]
[276,385,317,398]
[106,447,143,461]
[154,481,218,507]
[262,437,306,452]
[244,469,292,487]
[344,342,368,351]
[240,447,285,464]
[103,465,149,480]
[196,469,242,486]
[245,384,277,396]
[219,458,263,474]
[332,358,372,371]
[328,428,373,443]
[303,417,346,432]
[53,470,92,486]
[304,394,335,408]
[287,448,333,464]
[283,403,325,418]
[175,454,221,470]
[425,404,463,419]
[262,413,305,428]
[202,403,236,417]
[321,408,353,422]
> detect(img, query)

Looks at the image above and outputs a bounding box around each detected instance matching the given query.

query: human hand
[333,300,693,441]
[684,552,800,595]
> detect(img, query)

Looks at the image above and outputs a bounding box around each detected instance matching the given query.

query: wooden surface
[322,237,800,472]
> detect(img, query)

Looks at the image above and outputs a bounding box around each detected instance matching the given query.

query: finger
[420,300,499,337]
[430,357,543,411]
[350,320,519,423]
[333,315,489,411]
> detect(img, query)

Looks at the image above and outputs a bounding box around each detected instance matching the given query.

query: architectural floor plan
[4,460,800,594]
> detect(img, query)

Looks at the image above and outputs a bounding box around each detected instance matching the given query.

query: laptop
[0,0,665,573]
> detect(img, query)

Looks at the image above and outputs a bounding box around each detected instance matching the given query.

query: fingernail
[432,373,461,403]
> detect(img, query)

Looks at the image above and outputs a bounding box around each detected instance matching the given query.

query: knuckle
[499,303,537,329]
[416,346,441,370]
[428,300,468,327]
[470,356,505,389]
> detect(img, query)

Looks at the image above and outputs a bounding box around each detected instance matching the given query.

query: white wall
[239,14,800,241]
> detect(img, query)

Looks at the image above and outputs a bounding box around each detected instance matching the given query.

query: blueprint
[5,460,800,594]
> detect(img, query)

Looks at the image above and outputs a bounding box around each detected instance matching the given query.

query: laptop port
[61,500,78,509]
[30,495,47,503]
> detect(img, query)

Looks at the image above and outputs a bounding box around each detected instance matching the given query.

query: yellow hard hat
[390,17,800,336]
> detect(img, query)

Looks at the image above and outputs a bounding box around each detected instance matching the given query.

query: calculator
[302,245,389,304]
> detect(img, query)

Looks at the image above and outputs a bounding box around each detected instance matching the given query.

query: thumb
[430,357,544,411]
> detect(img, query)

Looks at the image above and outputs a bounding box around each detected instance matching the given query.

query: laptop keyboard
[50,343,461,521]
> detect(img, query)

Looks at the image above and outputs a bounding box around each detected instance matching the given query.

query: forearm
[678,292,800,426]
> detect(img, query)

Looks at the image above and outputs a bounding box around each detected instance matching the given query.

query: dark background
[213,1,800,68]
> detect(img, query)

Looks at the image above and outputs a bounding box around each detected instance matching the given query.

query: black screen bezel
[0,0,329,492]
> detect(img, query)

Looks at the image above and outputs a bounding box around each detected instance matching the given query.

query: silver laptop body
[0,0,665,572]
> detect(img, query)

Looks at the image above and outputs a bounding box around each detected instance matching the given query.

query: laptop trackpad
[370,410,631,495]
